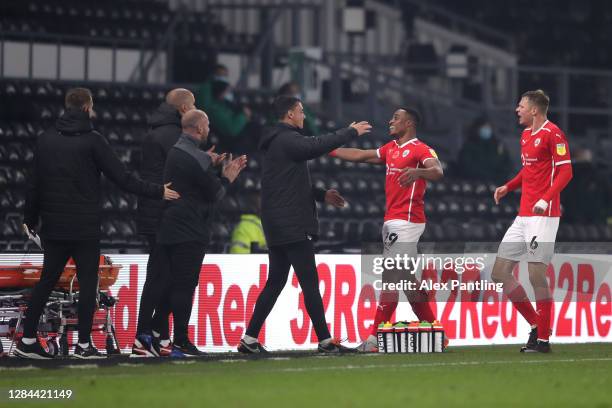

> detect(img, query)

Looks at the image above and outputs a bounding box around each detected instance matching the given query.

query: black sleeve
[312,186,327,203]
[23,141,40,229]
[92,133,164,199]
[191,159,230,203]
[283,127,358,162]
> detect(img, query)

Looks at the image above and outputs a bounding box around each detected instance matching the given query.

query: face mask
[214,75,229,83]
[224,92,234,103]
[479,125,493,140]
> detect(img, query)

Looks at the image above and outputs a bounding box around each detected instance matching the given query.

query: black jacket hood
[148,103,181,129]
[259,122,298,151]
[55,109,94,135]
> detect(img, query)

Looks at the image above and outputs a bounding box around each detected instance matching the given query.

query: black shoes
[318,338,358,354]
[237,339,268,354]
[523,327,538,350]
[74,344,104,359]
[521,340,551,353]
[173,339,206,357]
[14,340,53,360]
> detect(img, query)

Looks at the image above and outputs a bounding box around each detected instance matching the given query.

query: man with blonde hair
[492,89,573,353]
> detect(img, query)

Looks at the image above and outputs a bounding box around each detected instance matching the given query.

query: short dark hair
[398,107,421,126]
[522,89,549,114]
[273,95,301,120]
[277,81,298,96]
[65,87,93,110]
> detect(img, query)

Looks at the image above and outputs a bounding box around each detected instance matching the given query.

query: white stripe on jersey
[549,160,555,216]
[406,163,419,222]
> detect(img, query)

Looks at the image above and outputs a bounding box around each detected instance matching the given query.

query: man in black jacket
[135,88,196,356]
[132,109,246,357]
[238,96,371,354]
[16,87,178,359]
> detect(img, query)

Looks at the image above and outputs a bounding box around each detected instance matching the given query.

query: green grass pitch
[1,343,611,408]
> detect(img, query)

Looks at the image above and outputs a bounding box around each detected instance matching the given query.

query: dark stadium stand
[0,0,256,51]
[423,0,612,69]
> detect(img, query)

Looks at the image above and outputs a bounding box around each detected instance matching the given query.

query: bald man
[135,88,196,356]
[133,109,246,357]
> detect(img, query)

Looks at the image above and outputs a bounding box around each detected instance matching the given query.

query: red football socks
[371,291,399,335]
[507,284,538,326]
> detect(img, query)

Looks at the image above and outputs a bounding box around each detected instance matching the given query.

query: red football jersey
[377,138,438,223]
[518,120,571,217]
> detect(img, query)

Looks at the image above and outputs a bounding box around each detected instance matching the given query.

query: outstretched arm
[283,127,358,162]
[330,148,383,164]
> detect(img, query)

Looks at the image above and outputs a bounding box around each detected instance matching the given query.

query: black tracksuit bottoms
[246,239,332,341]
[22,239,100,344]
[161,241,205,345]
[135,234,171,338]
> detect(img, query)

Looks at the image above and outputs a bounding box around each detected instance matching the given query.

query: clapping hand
[222,154,248,183]
[207,145,227,167]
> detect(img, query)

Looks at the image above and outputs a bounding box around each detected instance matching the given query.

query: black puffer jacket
[136,103,183,234]
[259,122,358,246]
[24,109,163,240]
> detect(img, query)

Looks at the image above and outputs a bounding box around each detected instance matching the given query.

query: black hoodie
[137,103,183,234]
[259,122,357,246]
[24,109,163,240]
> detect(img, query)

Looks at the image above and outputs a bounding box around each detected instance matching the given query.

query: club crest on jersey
[534,138,541,147]
[402,150,410,157]
[392,151,400,159]
[556,143,566,155]
[429,149,438,158]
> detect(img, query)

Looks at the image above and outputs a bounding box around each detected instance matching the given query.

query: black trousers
[135,234,171,338]
[246,239,331,341]
[159,241,205,345]
[23,239,100,344]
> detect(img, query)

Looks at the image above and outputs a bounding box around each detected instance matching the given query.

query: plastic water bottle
[394,322,408,352]
[419,321,432,353]
[432,320,445,352]
[407,321,420,353]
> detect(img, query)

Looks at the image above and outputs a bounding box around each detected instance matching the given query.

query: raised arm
[283,121,371,162]
[283,127,358,162]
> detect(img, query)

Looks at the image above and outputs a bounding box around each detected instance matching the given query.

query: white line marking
[65,364,99,370]
[0,365,41,371]
[270,357,612,373]
[172,360,197,365]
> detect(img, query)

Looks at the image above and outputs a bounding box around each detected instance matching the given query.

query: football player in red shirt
[331,108,444,352]
[492,90,573,353]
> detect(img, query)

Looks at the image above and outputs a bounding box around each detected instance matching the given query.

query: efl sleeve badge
[556,143,567,156]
